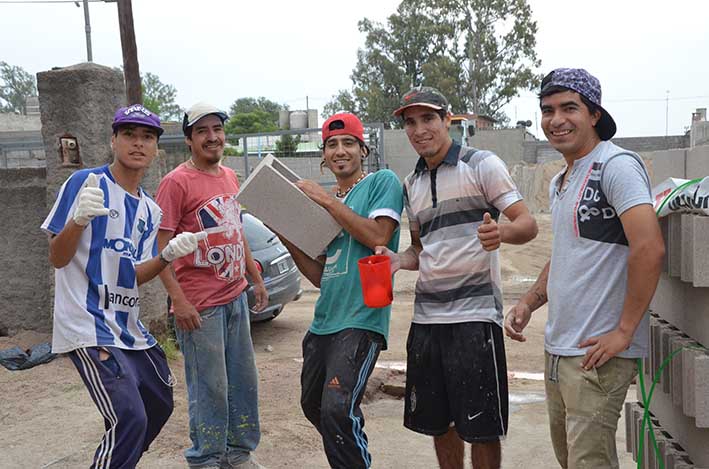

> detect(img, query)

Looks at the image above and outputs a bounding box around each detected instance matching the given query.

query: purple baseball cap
[540,68,616,140]
[112,104,164,136]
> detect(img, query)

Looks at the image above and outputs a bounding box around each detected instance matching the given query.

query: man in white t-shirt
[504,68,665,468]
[42,104,204,468]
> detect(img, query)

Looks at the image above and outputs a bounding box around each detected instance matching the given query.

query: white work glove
[73,173,110,226]
[161,231,208,263]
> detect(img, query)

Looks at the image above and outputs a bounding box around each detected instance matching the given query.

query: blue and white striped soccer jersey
[41,165,162,353]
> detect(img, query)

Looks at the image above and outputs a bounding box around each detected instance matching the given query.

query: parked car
[242,212,302,322]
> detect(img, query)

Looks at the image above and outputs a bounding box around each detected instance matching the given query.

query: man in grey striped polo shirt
[377,86,537,469]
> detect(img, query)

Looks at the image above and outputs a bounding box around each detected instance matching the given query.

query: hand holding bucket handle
[373,246,400,274]
[358,255,393,308]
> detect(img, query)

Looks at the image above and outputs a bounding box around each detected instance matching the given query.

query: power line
[0,0,107,3]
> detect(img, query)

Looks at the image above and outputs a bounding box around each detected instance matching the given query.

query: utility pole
[82,0,93,62]
[116,0,142,104]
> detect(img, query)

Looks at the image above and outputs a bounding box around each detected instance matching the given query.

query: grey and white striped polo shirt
[404,143,522,326]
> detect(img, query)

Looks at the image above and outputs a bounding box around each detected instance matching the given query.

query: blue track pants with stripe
[300,328,383,469]
[69,345,174,469]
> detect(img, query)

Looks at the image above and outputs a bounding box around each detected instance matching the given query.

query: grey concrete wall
[639,143,709,184]
[38,63,125,204]
[686,144,709,179]
[691,121,709,147]
[470,128,529,165]
[527,135,689,164]
[0,130,45,168]
[0,168,51,333]
[382,129,417,181]
[641,148,687,184]
[382,128,534,182]
[0,113,41,131]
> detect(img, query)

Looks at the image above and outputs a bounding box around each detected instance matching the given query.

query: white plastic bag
[653,177,709,217]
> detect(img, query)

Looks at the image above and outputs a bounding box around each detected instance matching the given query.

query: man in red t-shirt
[156,103,267,469]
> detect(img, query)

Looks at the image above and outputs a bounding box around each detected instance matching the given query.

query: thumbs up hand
[161,231,208,263]
[73,173,110,226]
[477,212,501,251]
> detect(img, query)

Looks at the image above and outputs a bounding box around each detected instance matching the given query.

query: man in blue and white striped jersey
[41,104,205,469]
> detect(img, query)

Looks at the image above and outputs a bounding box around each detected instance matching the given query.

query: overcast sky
[2,0,708,138]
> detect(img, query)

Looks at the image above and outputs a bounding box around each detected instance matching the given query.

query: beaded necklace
[336,172,366,198]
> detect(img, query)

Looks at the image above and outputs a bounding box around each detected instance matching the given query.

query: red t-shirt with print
[156,163,248,311]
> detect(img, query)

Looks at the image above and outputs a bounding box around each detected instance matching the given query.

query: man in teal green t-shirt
[277,112,403,469]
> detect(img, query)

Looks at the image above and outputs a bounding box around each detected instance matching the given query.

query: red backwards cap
[322,113,365,143]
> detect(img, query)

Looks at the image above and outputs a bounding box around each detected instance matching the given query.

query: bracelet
[159,252,171,265]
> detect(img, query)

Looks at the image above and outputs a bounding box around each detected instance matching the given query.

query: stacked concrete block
[696,355,709,428]
[681,215,695,283]
[691,216,709,287]
[664,212,709,287]
[236,154,342,259]
[682,348,698,418]
[670,335,697,408]
[626,211,709,467]
[626,402,697,468]
[667,213,684,278]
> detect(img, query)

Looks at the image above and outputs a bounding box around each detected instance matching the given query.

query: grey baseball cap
[393,86,449,117]
[540,68,617,140]
[182,102,228,135]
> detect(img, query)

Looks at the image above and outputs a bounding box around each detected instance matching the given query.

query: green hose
[636,345,706,469]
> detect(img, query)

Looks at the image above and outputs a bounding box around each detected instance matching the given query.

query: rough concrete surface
[0,168,50,333]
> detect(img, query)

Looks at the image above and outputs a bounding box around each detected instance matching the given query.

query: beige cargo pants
[544,352,637,469]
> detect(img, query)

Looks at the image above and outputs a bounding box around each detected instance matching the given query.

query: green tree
[225,97,288,135]
[141,72,182,121]
[0,61,37,114]
[325,0,540,126]
[274,134,302,158]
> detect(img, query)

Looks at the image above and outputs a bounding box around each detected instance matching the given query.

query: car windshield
[242,213,276,251]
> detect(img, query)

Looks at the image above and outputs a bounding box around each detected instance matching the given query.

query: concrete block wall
[0,168,51,333]
[625,402,697,468]
[525,135,688,165]
[626,213,709,467]
[0,113,41,131]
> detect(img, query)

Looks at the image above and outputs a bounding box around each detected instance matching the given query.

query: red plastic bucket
[357,255,393,308]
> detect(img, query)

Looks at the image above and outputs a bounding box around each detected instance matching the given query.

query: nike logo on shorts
[467,411,484,421]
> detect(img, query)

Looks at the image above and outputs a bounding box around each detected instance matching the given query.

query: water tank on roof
[279,110,290,129]
[307,109,318,129]
[289,111,308,130]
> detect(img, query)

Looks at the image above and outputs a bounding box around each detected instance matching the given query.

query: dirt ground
[0,214,637,468]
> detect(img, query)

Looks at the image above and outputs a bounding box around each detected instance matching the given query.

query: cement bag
[653,177,709,217]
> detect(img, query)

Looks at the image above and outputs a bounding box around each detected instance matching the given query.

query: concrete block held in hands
[236,154,342,259]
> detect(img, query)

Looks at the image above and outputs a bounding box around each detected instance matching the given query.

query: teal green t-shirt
[310,169,404,345]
